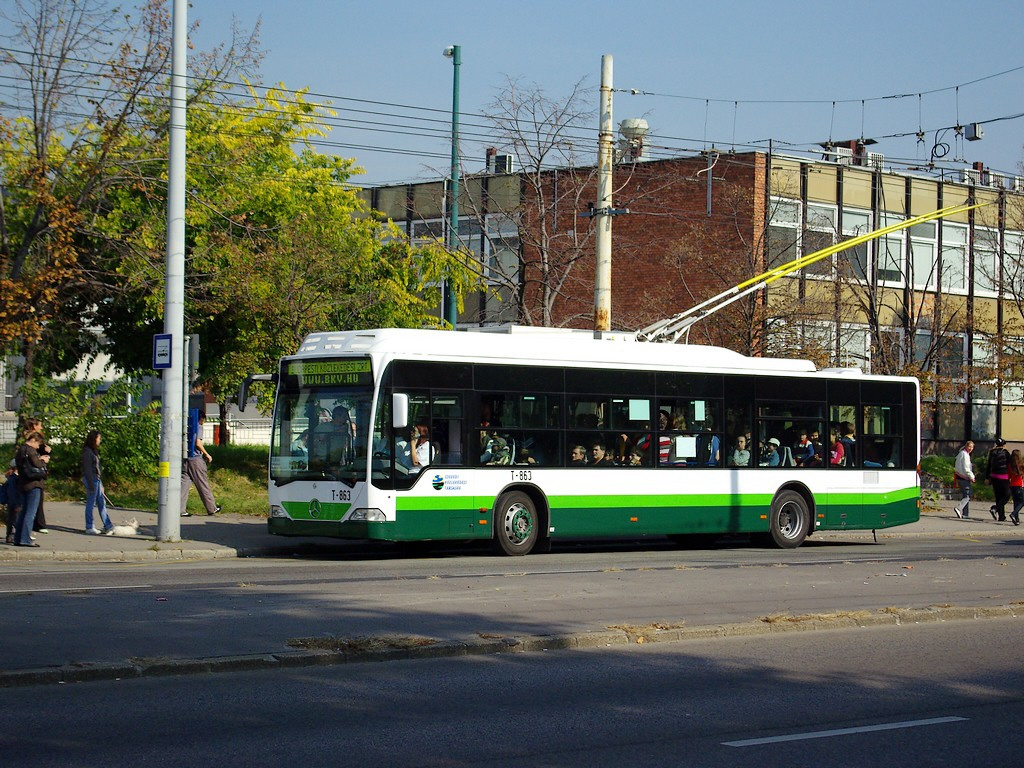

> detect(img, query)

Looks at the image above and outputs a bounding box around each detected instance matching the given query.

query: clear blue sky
[191,0,1024,187]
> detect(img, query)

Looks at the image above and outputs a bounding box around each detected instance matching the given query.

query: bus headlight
[269,505,288,518]
[349,508,387,522]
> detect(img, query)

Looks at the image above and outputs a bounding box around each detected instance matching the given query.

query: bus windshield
[269,358,375,487]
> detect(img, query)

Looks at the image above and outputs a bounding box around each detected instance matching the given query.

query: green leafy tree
[17,377,160,481]
[93,83,484,433]
[0,0,262,380]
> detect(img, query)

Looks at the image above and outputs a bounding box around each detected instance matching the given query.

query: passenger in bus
[480,433,511,465]
[759,438,781,467]
[626,447,647,466]
[636,410,673,464]
[839,421,857,467]
[829,428,845,466]
[569,445,587,466]
[310,406,354,467]
[614,433,635,464]
[696,418,721,466]
[809,430,825,467]
[290,429,309,461]
[862,442,885,468]
[516,447,538,465]
[589,440,616,467]
[728,435,750,467]
[793,430,815,466]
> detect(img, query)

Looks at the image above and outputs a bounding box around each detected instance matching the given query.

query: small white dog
[107,518,140,536]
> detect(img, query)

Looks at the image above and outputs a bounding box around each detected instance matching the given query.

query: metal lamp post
[443,44,460,329]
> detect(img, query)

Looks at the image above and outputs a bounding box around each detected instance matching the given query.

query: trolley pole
[594,54,614,332]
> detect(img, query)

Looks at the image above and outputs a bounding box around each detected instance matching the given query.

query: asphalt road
[3,617,1021,767]
[3,534,1023,676]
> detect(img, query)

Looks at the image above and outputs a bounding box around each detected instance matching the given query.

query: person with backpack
[987,437,1011,522]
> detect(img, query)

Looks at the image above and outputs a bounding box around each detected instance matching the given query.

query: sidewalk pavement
[2,497,1022,562]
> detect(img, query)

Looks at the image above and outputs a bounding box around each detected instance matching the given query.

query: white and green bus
[248,325,920,555]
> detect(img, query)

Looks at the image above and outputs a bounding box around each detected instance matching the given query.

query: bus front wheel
[768,490,809,549]
[493,491,538,556]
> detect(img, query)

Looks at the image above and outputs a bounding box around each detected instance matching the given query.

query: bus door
[397,390,480,538]
[826,403,863,527]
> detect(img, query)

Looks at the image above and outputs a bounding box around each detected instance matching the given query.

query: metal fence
[0,415,271,447]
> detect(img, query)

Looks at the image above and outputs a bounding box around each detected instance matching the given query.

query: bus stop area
[2,497,1022,562]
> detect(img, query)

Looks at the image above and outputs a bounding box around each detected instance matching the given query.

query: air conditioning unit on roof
[867,152,884,171]
[829,146,854,164]
[490,154,515,174]
[985,170,1006,188]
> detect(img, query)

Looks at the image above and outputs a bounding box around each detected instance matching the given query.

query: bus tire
[493,491,538,556]
[768,490,809,549]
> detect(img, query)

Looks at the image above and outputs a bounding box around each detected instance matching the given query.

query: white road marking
[723,716,967,747]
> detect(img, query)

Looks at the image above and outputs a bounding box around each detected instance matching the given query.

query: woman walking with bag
[81,430,113,535]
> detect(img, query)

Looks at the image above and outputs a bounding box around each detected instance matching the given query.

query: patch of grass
[608,622,687,633]
[39,443,270,516]
[760,610,872,624]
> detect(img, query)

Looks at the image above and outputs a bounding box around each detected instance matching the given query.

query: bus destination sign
[287,359,373,387]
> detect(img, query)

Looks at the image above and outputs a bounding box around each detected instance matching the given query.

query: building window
[911,220,938,290]
[840,209,872,281]
[974,226,999,295]
[878,213,905,286]
[940,224,967,292]
[804,204,837,276]
[767,198,800,269]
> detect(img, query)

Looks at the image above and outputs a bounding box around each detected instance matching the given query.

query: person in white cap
[760,437,781,467]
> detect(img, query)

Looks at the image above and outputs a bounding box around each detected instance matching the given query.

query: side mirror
[392,393,409,430]
[237,373,275,413]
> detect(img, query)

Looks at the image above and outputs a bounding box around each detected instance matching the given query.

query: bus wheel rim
[503,503,533,544]
[778,501,801,539]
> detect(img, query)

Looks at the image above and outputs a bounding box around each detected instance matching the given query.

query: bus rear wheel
[493,491,538,556]
[768,490,809,548]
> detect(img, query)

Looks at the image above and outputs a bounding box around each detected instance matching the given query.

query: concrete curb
[0,545,310,562]
[2,604,1017,689]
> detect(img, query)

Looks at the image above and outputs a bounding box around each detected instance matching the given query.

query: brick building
[363,151,1024,452]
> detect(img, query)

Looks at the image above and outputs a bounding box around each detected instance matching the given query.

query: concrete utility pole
[594,54,614,332]
[157,0,187,542]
